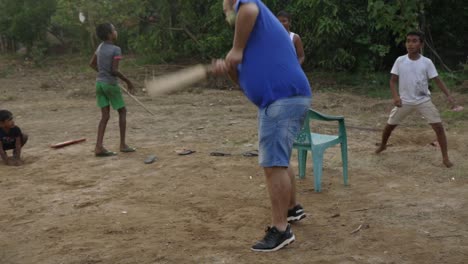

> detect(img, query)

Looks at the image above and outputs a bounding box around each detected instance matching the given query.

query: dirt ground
[1,57,467,264]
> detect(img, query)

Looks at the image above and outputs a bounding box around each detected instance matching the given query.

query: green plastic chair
[293,109,348,192]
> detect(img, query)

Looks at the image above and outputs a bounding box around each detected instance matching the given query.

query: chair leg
[312,151,324,192]
[341,142,348,186]
[298,149,307,179]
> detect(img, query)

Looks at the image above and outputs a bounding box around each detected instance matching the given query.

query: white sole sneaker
[251,234,296,252]
[287,213,306,223]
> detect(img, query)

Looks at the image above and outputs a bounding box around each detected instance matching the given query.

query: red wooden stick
[50,138,87,149]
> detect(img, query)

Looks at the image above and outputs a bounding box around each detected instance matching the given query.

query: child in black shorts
[0,110,28,166]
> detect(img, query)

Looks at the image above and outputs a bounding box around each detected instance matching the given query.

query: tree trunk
[87,11,97,49]
[0,35,5,53]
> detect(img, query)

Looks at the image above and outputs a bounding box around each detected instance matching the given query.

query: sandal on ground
[242,150,259,157]
[144,155,157,164]
[210,151,231,156]
[175,149,196,155]
[120,146,136,153]
[95,150,117,157]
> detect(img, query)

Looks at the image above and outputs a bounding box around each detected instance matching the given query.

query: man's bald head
[223,0,237,15]
[223,0,238,26]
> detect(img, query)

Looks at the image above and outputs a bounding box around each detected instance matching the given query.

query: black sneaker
[251,225,295,252]
[287,204,306,223]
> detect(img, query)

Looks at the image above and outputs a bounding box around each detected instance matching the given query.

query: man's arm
[211,59,239,86]
[227,67,239,85]
[89,54,98,72]
[390,74,401,107]
[432,76,455,105]
[293,35,305,65]
[225,3,259,68]
[233,3,259,51]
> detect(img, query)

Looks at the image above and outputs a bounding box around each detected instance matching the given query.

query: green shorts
[96,82,126,110]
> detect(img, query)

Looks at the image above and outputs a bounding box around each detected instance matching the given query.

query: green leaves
[0,0,56,46]
[368,0,424,43]
[0,0,464,71]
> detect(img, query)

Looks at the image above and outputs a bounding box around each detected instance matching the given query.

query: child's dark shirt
[0,126,22,150]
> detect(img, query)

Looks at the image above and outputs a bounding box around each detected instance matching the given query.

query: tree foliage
[0,0,56,50]
[0,0,466,71]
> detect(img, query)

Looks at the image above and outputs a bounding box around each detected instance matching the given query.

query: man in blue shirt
[212,0,312,252]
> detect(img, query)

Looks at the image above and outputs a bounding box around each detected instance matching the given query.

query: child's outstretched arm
[390,74,401,107]
[293,35,305,65]
[432,77,455,106]
[89,54,98,72]
[111,59,135,94]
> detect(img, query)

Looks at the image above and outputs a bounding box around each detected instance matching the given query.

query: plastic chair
[293,109,348,192]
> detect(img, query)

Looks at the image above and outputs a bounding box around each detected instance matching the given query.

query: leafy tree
[0,0,465,70]
[0,0,56,52]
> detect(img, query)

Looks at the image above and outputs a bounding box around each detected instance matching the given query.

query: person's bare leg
[264,167,290,232]
[21,133,28,147]
[287,167,297,209]
[118,107,129,150]
[430,123,453,168]
[375,124,397,154]
[95,106,110,154]
[13,133,28,157]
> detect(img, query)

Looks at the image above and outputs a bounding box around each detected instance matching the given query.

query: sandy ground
[0,57,467,264]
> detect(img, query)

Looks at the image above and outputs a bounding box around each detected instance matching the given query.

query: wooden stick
[50,138,87,149]
[349,208,369,212]
[350,224,363,234]
[350,223,370,234]
[121,87,155,116]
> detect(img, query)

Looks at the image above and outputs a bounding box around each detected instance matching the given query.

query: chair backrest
[295,108,346,146]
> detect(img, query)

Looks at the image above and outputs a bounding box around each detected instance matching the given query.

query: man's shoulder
[235,0,259,11]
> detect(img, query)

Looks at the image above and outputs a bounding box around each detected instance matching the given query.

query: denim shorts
[258,96,311,167]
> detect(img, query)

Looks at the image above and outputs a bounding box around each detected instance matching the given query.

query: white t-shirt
[289,32,297,42]
[390,54,438,105]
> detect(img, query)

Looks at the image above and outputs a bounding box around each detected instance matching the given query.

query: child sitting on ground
[0,110,28,166]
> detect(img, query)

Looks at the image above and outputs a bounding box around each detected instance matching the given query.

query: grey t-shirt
[96,42,122,85]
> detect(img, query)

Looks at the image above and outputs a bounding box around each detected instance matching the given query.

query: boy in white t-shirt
[375,31,456,168]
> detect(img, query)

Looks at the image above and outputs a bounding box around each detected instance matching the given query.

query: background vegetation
[0,0,467,72]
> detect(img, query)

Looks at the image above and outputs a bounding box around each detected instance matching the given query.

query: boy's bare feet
[375,145,387,154]
[443,159,453,168]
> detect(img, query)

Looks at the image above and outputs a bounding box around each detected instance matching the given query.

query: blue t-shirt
[235,0,311,109]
